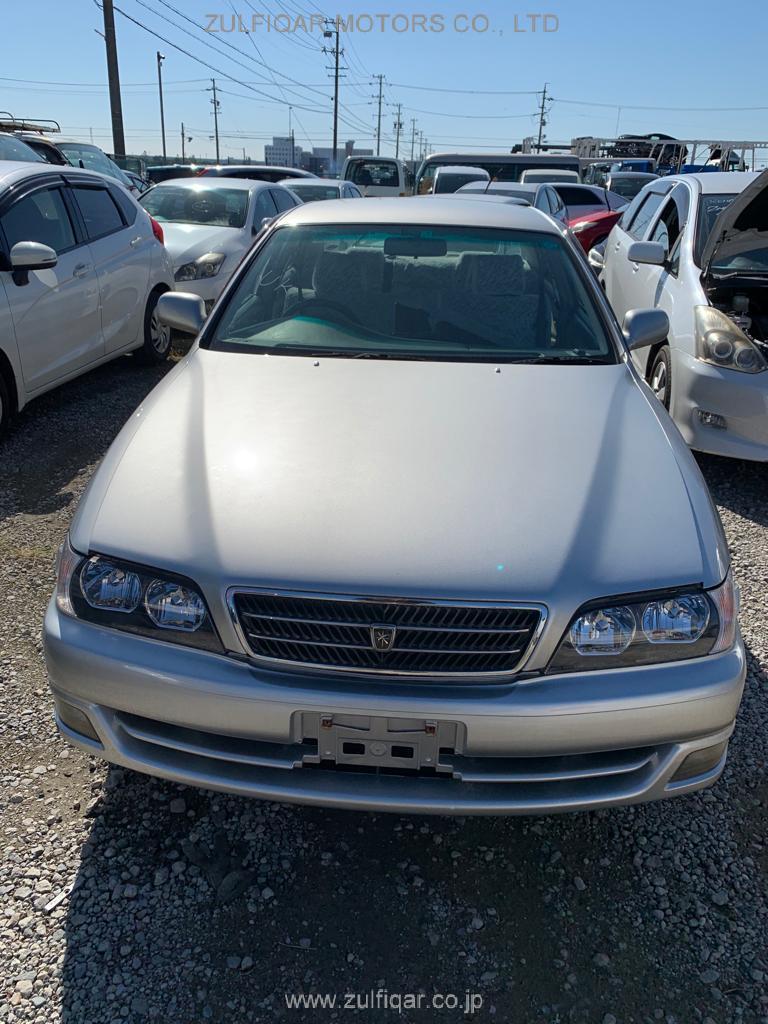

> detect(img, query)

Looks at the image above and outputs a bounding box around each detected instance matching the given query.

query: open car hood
[701,168,768,278]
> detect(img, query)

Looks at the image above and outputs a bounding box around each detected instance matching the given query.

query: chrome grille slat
[230,590,545,678]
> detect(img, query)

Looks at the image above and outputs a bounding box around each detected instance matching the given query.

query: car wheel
[649,346,672,410]
[0,372,11,440]
[134,290,172,365]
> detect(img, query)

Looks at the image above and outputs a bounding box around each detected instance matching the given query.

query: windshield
[288,183,342,202]
[609,176,652,200]
[434,172,487,194]
[207,223,615,363]
[348,161,400,187]
[59,143,114,175]
[0,136,43,162]
[140,185,250,227]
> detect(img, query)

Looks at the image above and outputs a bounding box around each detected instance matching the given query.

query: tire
[134,289,172,365]
[0,372,11,440]
[648,346,672,410]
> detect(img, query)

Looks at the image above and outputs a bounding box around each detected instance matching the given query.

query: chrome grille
[229,591,544,676]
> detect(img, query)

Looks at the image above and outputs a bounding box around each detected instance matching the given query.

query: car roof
[460,182,539,196]
[607,171,658,181]
[435,165,489,174]
[204,164,314,176]
[665,170,761,194]
[0,160,118,189]
[275,196,560,232]
[147,176,274,191]
[282,177,344,187]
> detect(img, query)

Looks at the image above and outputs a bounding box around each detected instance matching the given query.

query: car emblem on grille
[370,625,396,652]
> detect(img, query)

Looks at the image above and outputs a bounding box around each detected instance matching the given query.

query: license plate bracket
[298,712,460,775]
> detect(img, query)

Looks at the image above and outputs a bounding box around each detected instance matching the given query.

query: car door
[67,179,151,355]
[628,184,690,373]
[604,184,672,318]
[546,187,568,226]
[622,183,688,316]
[0,178,103,394]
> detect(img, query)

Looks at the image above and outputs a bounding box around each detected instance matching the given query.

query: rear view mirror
[627,241,667,266]
[10,241,58,271]
[384,236,447,257]
[156,292,206,335]
[622,308,669,351]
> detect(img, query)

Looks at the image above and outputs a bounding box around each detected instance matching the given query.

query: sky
[2,0,767,164]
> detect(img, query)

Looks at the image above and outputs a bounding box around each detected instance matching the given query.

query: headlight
[55,540,223,653]
[548,573,737,673]
[174,252,226,282]
[694,305,767,374]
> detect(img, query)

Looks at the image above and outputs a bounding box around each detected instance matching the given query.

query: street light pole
[156,52,166,159]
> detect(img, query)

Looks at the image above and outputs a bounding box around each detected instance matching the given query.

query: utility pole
[536,82,550,153]
[288,106,295,167]
[323,21,345,174]
[410,118,417,163]
[180,123,187,161]
[156,52,166,159]
[208,78,221,162]
[373,74,385,156]
[393,103,403,159]
[101,0,126,157]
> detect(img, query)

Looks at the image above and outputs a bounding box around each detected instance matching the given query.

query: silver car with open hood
[44,197,745,815]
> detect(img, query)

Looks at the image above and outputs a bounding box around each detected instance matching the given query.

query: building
[264,136,372,175]
[264,136,303,167]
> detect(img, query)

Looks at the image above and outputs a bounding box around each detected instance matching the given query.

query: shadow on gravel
[697,453,768,526]
[0,355,176,524]
[59,762,763,1024]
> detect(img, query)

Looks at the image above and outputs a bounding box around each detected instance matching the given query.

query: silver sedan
[44,198,745,815]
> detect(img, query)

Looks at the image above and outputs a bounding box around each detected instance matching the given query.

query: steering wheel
[292,298,361,326]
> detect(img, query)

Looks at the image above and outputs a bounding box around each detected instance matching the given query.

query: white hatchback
[0,161,174,437]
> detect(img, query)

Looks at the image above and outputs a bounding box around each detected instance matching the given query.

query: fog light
[697,409,726,430]
[57,701,101,743]
[670,741,727,782]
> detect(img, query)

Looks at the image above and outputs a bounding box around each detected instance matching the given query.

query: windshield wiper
[505,354,609,365]
[311,350,433,361]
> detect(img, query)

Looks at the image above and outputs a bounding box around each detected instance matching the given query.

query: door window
[270,188,297,213]
[650,184,689,255]
[253,189,278,225]
[71,186,125,241]
[1,186,76,254]
[626,191,666,240]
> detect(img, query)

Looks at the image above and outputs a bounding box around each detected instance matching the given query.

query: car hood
[71,353,727,644]
[160,223,243,265]
[701,168,768,277]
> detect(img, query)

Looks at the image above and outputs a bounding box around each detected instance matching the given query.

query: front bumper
[673,350,768,461]
[44,600,746,815]
[171,273,225,306]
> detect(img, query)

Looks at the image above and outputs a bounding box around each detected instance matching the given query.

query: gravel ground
[0,355,766,1024]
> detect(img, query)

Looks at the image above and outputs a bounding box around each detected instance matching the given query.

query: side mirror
[627,240,667,266]
[10,241,58,271]
[260,216,274,231]
[622,308,669,351]
[156,292,206,335]
[587,245,605,271]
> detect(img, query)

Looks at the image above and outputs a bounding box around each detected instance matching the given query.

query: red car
[552,184,628,253]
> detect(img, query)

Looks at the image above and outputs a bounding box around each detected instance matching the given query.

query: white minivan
[342,156,411,197]
[0,162,174,436]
